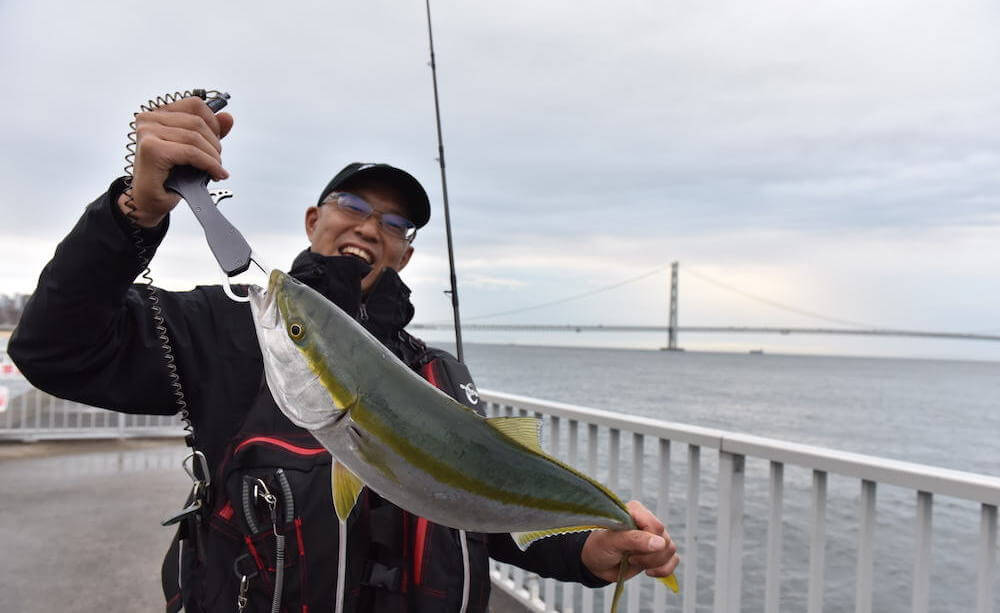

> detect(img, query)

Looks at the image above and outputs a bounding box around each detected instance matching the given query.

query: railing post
[683,445,701,613]
[765,461,783,613]
[913,491,933,613]
[654,438,671,613]
[568,420,579,466]
[509,405,525,595]
[855,480,877,613]
[807,470,827,613]
[545,414,560,612]
[567,418,581,612]
[605,428,621,607]
[629,433,644,613]
[978,504,997,613]
[714,451,745,613]
[584,423,599,613]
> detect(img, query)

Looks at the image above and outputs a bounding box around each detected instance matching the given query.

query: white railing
[2,384,996,611]
[481,389,1000,613]
[0,387,184,441]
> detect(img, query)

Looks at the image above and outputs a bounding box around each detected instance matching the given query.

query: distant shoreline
[428,338,1000,366]
[3,326,996,365]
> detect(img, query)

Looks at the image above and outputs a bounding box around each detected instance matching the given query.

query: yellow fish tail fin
[658,573,680,593]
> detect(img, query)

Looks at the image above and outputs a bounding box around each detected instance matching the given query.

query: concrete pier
[0,438,529,612]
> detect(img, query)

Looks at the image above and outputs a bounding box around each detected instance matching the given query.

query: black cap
[317,163,431,229]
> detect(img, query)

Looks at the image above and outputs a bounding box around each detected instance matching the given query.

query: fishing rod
[425,0,465,363]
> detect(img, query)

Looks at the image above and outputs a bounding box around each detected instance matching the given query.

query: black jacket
[10,179,606,612]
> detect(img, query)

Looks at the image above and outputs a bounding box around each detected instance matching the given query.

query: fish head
[248,269,359,429]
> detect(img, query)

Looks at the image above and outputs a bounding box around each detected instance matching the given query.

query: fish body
[249,269,631,534]
[248,269,678,607]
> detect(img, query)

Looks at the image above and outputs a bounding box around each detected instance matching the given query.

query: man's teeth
[341,246,373,264]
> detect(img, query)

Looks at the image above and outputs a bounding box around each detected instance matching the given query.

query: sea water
[453,343,999,613]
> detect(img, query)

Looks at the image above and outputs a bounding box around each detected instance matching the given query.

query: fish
[248,269,678,610]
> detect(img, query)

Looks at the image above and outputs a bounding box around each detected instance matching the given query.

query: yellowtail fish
[248,270,678,611]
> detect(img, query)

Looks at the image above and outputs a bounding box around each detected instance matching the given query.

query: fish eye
[288,322,305,340]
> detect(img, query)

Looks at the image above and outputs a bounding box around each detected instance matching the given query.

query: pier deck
[0,438,528,612]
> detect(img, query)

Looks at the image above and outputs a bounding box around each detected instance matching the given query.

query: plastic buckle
[361,560,402,592]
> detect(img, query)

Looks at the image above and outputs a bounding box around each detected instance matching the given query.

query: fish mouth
[249,276,280,330]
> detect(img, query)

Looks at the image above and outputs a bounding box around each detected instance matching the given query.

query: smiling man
[306,163,420,292]
[10,96,678,612]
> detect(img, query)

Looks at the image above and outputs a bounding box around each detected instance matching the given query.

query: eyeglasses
[320,192,417,243]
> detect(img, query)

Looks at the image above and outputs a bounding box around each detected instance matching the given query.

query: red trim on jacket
[235,436,328,456]
[421,362,438,388]
[413,517,430,585]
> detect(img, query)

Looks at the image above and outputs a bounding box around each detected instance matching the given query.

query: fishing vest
[162,347,491,613]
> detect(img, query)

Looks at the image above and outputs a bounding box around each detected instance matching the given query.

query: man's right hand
[118,96,234,228]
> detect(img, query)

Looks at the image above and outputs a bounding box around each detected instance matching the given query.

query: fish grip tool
[161,94,269,301]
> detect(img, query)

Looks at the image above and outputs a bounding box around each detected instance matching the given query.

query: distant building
[0,293,30,328]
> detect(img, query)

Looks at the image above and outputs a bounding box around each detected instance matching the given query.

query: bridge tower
[667,261,680,351]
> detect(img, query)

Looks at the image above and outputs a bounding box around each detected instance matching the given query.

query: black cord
[120,89,224,448]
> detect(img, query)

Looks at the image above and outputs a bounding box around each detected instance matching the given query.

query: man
[10,96,678,611]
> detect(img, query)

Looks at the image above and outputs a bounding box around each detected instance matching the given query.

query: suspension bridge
[411,262,1000,348]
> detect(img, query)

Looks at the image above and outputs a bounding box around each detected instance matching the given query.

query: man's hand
[581,500,680,584]
[118,96,234,227]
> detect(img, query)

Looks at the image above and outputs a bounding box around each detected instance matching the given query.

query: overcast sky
[2,0,999,360]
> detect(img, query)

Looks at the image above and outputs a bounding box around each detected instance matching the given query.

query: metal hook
[182,450,211,488]
[221,251,271,303]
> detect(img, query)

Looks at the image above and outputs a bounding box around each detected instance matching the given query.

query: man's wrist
[116,191,166,228]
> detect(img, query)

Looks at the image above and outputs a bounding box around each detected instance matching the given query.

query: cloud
[2,0,999,360]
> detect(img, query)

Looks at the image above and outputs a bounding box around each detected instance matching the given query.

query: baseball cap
[316,163,431,229]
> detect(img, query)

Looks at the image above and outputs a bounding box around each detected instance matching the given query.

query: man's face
[305,184,415,293]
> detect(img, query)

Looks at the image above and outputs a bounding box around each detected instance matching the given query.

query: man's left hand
[580,500,680,583]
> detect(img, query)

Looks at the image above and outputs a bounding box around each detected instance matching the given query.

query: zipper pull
[359,303,369,322]
[253,478,280,536]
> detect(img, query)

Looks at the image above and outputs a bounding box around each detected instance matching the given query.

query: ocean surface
[451,343,999,613]
[3,337,998,611]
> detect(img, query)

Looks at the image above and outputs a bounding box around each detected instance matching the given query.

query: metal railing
[0,387,184,441]
[481,389,999,613]
[1,384,996,612]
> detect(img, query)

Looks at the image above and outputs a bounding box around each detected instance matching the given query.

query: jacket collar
[287,249,415,333]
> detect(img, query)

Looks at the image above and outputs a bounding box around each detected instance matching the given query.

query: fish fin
[510,525,602,551]
[658,573,680,593]
[486,417,544,452]
[331,460,365,522]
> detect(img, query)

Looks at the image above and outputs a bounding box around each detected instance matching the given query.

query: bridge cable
[683,266,889,329]
[443,264,670,323]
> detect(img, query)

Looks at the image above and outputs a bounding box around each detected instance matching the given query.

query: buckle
[361,560,402,592]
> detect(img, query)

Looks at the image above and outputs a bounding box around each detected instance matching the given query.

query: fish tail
[658,573,680,593]
[609,557,628,613]
[608,562,679,612]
